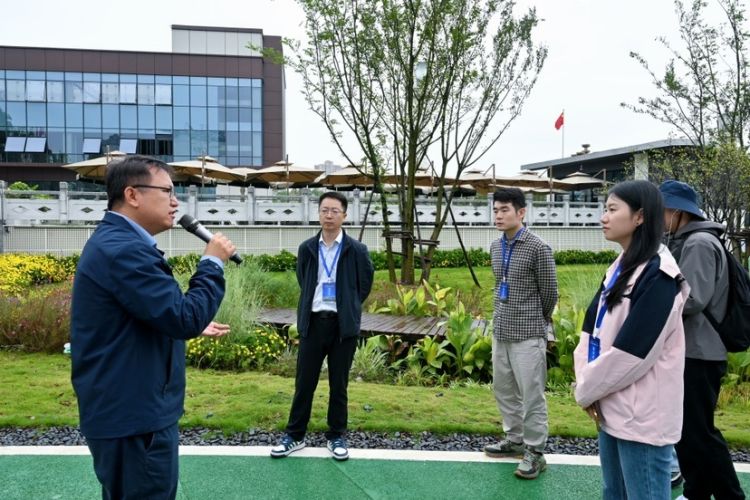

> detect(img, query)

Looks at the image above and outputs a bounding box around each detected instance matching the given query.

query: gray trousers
[492,336,548,452]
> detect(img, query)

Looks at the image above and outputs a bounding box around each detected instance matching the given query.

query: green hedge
[167,248,619,273]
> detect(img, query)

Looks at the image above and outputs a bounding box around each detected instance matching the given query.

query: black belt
[312,310,337,319]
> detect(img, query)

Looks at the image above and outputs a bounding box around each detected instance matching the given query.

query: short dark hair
[319,191,348,212]
[493,188,526,210]
[106,155,173,210]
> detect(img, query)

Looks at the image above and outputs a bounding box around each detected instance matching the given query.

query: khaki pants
[492,336,548,452]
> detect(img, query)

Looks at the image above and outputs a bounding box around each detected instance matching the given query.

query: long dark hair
[605,180,664,307]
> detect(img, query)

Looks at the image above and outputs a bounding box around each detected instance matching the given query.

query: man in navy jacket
[271,191,374,461]
[71,155,236,499]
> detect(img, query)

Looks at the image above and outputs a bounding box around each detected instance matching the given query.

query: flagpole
[561,109,565,158]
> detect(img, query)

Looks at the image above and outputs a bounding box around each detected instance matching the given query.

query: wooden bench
[258,308,488,340]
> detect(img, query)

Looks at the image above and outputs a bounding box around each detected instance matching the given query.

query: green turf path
[1,454,748,499]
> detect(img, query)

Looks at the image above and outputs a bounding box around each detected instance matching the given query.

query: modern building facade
[0,25,284,186]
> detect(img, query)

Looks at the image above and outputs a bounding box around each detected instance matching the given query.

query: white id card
[322,281,336,302]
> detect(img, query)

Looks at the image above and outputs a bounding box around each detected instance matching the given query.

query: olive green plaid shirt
[491,228,558,341]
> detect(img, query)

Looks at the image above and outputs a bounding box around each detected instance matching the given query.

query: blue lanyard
[592,264,622,338]
[319,240,343,280]
[500,228,525,281]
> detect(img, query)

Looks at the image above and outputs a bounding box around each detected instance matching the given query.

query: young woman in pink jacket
[573,180,690,499]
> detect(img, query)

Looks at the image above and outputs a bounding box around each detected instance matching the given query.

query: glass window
[225,108,239,131]
[66,82,84,103]
[173,85,189,106]
[239,109,252,131]
[26,81,46,101]
[119,138,137,153]
[226,131,239,155]
[190,85,206,106]
[173,106,190,130]
[207,77,224,86]
[119,83,136,104]
[155,75,172,84]
[46,71,64,81]
[225,77,238,87]
[47,81,64,102]
[120,105,137,129]
[6,102,26,127]
[48,103,65,127]
[83,82,100,103]
[207,108,220,130]
[252,87,262,107]
[83,73,100,82]
[66,130,84,155]
[27,103,46,127]
[251,79,262,88]
[0,80,4,101]
[190,130,208,157]
[253,132,262,155]
[155,107,172,132]
[102,73,119,82]
[239,87,252,107]
[82,138,101,153]
[4,137,26,152]
[238,78,252,87]
[189,76,206,85]
[6,70,25,79]
[102,104,119,129]
[208,131,220,156]
[239,132,253,153]
[138,84,155,105]
[252,109,262,130]
[173,76,189,85]
[138,105,155,130]
[66,103,83,127]
[224,87,238,107]
[190,107,207,130]
[137,74,155,84]
[207,85,222,106]
[25,137,46,153]
[119,74,136,83]
[84,104,101,128]
[173,130,190,156]
[102,83,119,103]
[7,80,25,101]
[64,72,83,81]
[155,84,171,105]
[47,129,65,153]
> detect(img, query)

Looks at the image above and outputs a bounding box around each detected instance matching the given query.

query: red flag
[554,111,564,130]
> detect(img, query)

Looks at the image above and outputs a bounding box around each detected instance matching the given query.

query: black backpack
[695,231,750,352]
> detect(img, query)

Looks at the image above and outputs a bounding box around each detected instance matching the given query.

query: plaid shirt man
[490,228,558,341]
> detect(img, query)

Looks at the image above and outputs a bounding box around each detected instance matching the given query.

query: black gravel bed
[2,426,749,463]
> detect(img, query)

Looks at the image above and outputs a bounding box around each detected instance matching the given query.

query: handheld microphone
[177,214,243,265]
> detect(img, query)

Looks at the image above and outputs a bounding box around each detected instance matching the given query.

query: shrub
[0,283,72,352]
[554,249,618,265]
[186,324,286,370]
[351,337,390,383]
[254,249,297,272]
[0,254,74,296]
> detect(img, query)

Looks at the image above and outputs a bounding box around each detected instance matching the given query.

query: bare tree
[272,0,546,283]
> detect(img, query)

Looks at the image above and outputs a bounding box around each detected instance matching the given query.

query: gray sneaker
[514,449,547,479]
[483,439,525,458]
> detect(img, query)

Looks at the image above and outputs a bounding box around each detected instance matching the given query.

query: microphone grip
[180,215,243,265]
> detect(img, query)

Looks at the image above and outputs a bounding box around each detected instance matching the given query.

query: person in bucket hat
[658,180,745,499]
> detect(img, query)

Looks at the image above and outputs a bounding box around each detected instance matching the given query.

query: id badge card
[498,281,509,303]
[322,281,336,302]
[588,336,601,362]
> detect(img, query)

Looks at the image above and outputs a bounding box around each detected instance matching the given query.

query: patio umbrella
[316,166,374,188]
[380,168,435,187]
[63,150,128,180]
[251,161,324,185]
[168,156,244,184]
[492,170,567,190]
[556,171,608,190]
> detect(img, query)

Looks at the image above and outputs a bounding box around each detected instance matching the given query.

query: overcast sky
[0,0,696,175]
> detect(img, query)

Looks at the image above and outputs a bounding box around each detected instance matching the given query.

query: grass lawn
[3,351,749,448]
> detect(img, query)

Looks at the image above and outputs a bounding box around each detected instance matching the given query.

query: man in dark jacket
[71,155,236,499]
[659,180,745,499]
[271,191,374,461]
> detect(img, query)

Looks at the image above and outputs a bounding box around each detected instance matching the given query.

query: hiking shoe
[671,471,683,488]
[270,435,305,458]
[483,439,525,458]
[514,449,547,479]
[327,437,349,461]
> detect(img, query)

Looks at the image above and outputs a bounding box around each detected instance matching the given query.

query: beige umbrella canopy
[556,171,608,190]
[380,168,435,187]
[251,161,324,184]
[63,150,128,180]
[316,166,374,187]
[168,156,244,183]
[493,170,567,190]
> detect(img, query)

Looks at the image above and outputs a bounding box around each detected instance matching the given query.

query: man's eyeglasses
[131,184,176,198]
[319,208,344,215]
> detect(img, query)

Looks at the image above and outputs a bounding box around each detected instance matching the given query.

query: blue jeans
[599,430,672,500]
